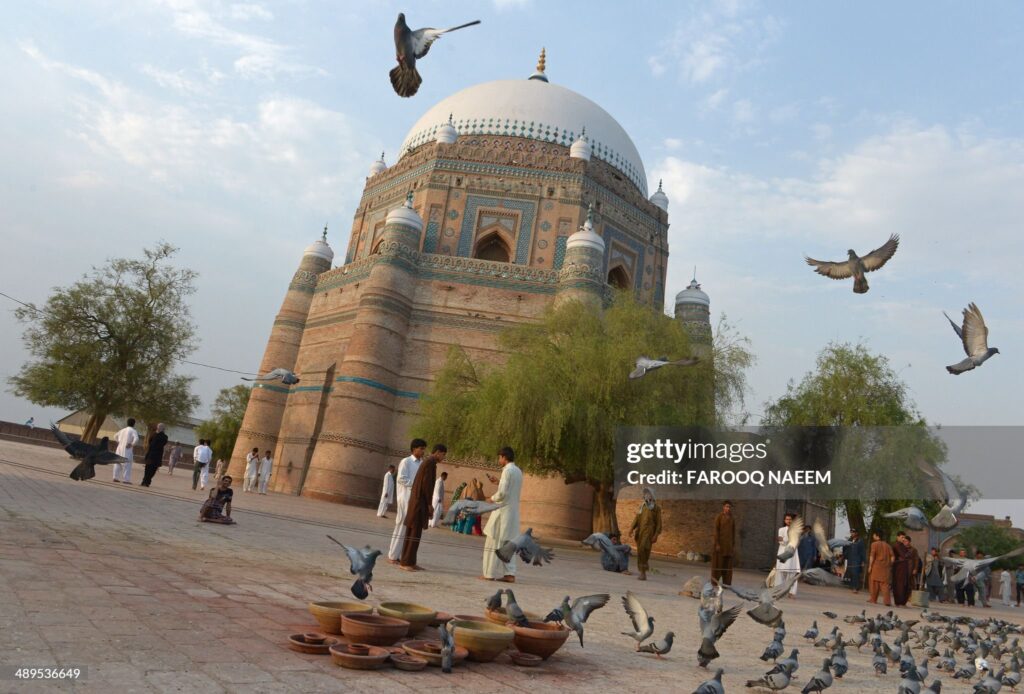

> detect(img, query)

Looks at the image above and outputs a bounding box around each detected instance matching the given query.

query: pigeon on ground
[943,546,1024,584]
[495,528,555,566]
[442,499,505,526]
[801,658,833,693]
[822,611,838,620]
[728,572,800,627]
[693,668,725,694]
[945,303,1000,375]
[746,661,795,690]
[924,682,942,693]
[804,621,820,641]
[583,532,633,569]
[629,355,700,379]
[873,643,888,674]
[699,605,743,667]
[621,591,656,649]
[326,535,380,600]
[560,593,610,647]
[49,423,127,481]
[484,589,503,611]
[777,516,806,562]
[804,233,899,293]
[503,589,529,627]
[762,638,785,662]
[776,649,800,678]
[637,631,675,659]
[974,668,1005,694]
[390,13,481,97]
[843,610,867,624]
[830,645,848,678]
[438,623,455,673]
[241,367,299,384]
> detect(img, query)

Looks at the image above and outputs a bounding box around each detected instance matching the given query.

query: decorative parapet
[288,268,322,293]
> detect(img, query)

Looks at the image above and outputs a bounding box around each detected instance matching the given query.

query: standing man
[481,446,523,582]
[775,513,801,598]
[798,524,818,570]
[845,529,865,593]
[112,418,140,484]
[429,471,448,528]
[974,550,992,608]
[257,450,273,494]
[711,500,736,586]
[167,442,182,475]
[631,487,662,582]
[924,547,945,602]
[388,439,427,564]
[192,439,212,491]
[377,465,396,518]
[867,529,894,606]
[141,423,169,487]
[243,447,260,492]
[399,445,446,571]
[891,532,913,607]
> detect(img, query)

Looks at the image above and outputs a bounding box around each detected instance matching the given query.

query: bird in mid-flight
[49,423,128,481]
[390,13,481,97]
[241,368,300,385]
[628,355,699,379]
[944,303,999,375]
[326,535,381,600]
[804,233,899,293]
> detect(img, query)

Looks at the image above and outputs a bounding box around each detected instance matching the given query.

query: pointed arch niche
[473,210,519,264]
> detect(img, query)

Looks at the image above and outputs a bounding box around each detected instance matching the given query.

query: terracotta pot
[328,643,390,670]
[378,602,437,636]
[287,634,340,655]
[341,613,410,646]
[449,619,515,663]
[485,607,543,625]
[509,621,572,660]
[401,639,469,668]
[453,614,488,624]
[391,654,429,671]
[347,643,370,656]
[430,611,454,627]
[303,633,325,645]
[307,601,373,635]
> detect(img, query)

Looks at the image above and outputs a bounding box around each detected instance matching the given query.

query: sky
[2,2,1022,517]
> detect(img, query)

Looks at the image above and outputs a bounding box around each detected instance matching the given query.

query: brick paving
[0,439,1019,692]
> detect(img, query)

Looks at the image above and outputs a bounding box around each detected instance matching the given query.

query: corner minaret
[555,204,606,307]
[674,270,712,353]
[229,229,333,478]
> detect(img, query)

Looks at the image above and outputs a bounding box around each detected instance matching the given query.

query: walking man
[377,465,396,518]
[631,487,662,582]
[867,529,894,606]
[481,447,523,582]
[243,447,260,492]
[399,445,446,571]
[192,439,212,491]
[141,423,169,487]
[257,450,273,494]
[775,513,801,598]
[924,547,945,602]
[112,418,140,484]
[167,442,182,475]
[428,471,448,528]
[388,439,426,563]
[711,500,736,586]
[845,529,865,593]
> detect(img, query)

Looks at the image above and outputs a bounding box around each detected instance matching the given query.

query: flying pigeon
[390,13,481,97]
[495,528,554,566]
[916,460,967,530]
[944,303,999,375]
[629,355,699,379]
[942,546,1024,584]
[621,591,656,649]
[698,604,742,667]
[746,661,795,690]
[241,368,300,385]
[800,568,845,587]
[559,593,610,647]
[777,516,806,562]
[637,631,675,659]
[326,535,380,600]
[442,499,505,526]
[727,572,800,627]
[503,589,530,628]
[805,233,899,293]
[583,532,633,571]
[883,506,930,531]
[438,623,455,673]
[693,668,725,694]
[801,658,833,693]
[811,519,833,561]
[49,423,127,481]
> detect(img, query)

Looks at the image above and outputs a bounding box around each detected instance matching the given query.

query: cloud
[140,64,207,95]
[228,3,273,21]
[492,0,532,10]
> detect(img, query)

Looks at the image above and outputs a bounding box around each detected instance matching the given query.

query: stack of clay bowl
[448,619,515,662]
[485,606,542,625]
[328,642,390,670]
[307,601,372,635]
[377,602,436,636]
[507,620,571,660]
[340,613,410,647]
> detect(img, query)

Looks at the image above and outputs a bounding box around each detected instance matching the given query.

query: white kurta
[1001,570,1013,605]
[774,526,800,596]
[482,462,523,578]
[258,456,273,493]
[377,471,395,517]
[244,453,259,491]
[428,478,445,527]
[112,426,139,482]
[388,455,422,560]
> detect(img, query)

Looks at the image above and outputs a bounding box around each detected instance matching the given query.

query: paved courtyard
[0,439,1018,693]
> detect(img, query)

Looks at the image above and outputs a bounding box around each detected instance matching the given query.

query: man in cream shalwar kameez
[482,447,522,581]
[775,513,801,597]
[388,440,426,562]
[428,472,447,528]
[112,418,140,483]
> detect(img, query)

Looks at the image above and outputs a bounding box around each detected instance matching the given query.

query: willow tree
[9,243,199,442]
[414,293,752,534]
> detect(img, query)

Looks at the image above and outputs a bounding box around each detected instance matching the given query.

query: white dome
[566,205,605,253]
[385,192,423,233]
[368,152,387,177]
[304,236,334,263]
[400,79,648,195]
[650,179,669,211]
[435,116,458,144]
[675,278,709,307]
[569,130,592,161]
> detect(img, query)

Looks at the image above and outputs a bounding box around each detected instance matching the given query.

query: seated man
[602,533,633,575]
[199,475,236,524]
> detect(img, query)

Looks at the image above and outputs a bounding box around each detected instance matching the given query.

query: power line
[0,289,257,377]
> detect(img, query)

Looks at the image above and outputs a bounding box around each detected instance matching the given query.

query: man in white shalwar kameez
[387,439,426,562]
[428,472,448,528]
[377,465,396,518]
[112,418,140,483]
[482,447,522,582]
[257,450,273,494]
[774,513,801,597]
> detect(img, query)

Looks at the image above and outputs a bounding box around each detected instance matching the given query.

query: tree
[762,342,947,538]
[413,293,752,534]
[9,243,199,442]
[196,385,251,462]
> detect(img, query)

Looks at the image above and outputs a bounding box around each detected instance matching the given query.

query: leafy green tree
[413,293,752,534]
[762,342,948,538]
[196,385,251,461]
[954,524,1023,569]
[9,243,199,442]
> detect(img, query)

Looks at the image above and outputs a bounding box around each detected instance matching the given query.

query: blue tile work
[423,206,441,253]
[335,375,420,399]
[553,236,568,270]
[602,222,645,290]
[457,195,537,264]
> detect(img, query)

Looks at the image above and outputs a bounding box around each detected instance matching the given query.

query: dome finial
[658,179,664,191]
[404,190,414,208]
[585,203,595,226]
[528,47,549,82]
[323,223,328,242]
[692,265,697,282]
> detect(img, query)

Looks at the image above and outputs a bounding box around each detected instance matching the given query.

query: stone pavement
[0,439,1019,693]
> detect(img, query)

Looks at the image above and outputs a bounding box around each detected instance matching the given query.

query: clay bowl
[347,643,371,656]
[453,614,488,624]
[402,639,469,668]
[341,613,410,647]
[429,611,454,627]
[378,602,437,636]
[287,633,340,655]
[510,651,544,667]
[307,601,373,635]
[391,654,429,672]
[449,619,515,663]
[508,620,572,660]
[328,643,390,670]
[485,607,543,626]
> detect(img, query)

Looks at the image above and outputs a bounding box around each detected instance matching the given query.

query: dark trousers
[1018,583,1024,604]
[956,582,975,606]
[847,565,863,591]
[711,555,733,585]
[399,524,424,567]
[141,461,161,487]
[927,585,941,601]
[192,462,204,490]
